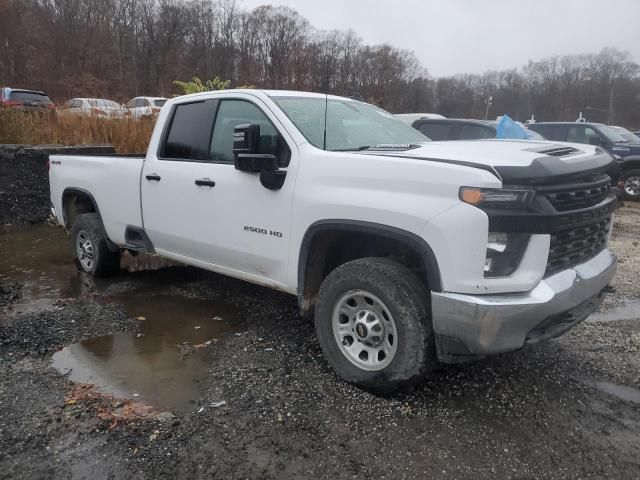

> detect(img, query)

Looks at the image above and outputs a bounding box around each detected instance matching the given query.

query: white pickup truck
[49,90,619,392]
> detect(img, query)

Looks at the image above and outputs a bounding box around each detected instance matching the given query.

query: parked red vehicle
[0,87,55,111]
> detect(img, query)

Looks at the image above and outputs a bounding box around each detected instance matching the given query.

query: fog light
[484,232,530,277]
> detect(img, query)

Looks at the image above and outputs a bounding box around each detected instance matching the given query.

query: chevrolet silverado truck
[49,90,619,393]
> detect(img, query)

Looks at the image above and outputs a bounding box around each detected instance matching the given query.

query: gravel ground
[1,205,639,480]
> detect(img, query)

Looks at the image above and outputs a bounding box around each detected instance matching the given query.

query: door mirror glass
[233,124,278,172]
[233,123,261,156]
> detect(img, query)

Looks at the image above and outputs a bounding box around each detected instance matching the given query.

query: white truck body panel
[49,154,144,245]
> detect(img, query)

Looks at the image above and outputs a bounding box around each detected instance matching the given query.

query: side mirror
[232,123,286,190]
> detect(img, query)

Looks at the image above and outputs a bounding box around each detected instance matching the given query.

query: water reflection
[52,295,241,410]
[1,225,243,409]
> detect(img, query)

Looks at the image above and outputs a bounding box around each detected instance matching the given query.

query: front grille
[539,174,612,212]
[546,216,611,276]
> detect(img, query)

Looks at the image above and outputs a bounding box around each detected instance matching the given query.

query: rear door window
[457,124,494,140]
[417,123,451,140]
[162,101,217,161]
[566,126,583,143]
[530,124,555,140]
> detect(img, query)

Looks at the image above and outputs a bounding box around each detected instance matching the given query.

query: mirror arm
[260,170,287,191]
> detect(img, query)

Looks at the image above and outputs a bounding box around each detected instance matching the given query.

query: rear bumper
[431,249,617,363]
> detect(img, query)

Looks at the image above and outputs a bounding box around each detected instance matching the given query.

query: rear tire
[70,213,121,277]
[314,257,436,394]
[623,169,640,201]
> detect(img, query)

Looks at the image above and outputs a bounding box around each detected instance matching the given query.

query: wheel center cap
[355,323,368,338]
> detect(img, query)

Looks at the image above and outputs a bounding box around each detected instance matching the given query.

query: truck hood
[367,139,614,184]
[611,142,640,157]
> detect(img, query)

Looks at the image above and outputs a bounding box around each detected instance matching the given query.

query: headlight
[460,187,535,209]
[484,232,530,277]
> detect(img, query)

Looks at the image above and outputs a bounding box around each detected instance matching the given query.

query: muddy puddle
[1,224,78,313]
[0,224,176,314]
[52,295,240,410]
[2,225,244,410]
[594,381,640,405]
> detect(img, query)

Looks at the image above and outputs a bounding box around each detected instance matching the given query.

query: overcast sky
[240,0,640,77]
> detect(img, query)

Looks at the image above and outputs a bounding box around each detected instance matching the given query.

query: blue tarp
[496,114,529,140]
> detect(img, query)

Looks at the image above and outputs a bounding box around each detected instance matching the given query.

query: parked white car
[126,96,168,118]
[60,98,126,118]
[49,90,618,393]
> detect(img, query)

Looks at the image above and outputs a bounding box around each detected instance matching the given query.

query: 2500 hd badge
[244,225,283,238]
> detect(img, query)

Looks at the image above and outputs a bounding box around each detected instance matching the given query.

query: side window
[210,100,290,166]
[458,125,494,140]
[532,125,556,140]
[162,101,217,161]
[417,123,451,141]
[566,126,582,143]
[545,125,567,141]
[585,127,602,145]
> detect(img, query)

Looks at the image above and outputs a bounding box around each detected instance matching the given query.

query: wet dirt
[589,299,640,322]
[594,381,640,405]
[1,224,243,410]
[2,211,640,479]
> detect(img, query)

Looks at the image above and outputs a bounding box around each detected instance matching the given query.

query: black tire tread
[70,213,121,278]
[314,257,435,394]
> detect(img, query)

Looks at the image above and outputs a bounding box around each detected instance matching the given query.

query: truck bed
[49,154,145,245]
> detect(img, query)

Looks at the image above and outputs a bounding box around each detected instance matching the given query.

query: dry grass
[0,109,155,153]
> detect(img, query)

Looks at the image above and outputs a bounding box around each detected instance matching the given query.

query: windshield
[612,127,640,143]
[271,96,429,151]
[598,125,628,143]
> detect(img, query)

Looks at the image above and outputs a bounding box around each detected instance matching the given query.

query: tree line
[1,0,639,127]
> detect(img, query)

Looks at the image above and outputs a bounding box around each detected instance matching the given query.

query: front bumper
[431,249,617,363]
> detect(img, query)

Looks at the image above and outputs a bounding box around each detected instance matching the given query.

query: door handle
[195,178,216,187]
[145,174,161,181]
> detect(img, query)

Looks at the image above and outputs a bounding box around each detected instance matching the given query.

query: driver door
[141,94,297,289]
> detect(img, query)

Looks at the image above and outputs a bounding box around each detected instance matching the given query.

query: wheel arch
[620,157,640,175]
[61,187,102,230]
[297,220,442,317]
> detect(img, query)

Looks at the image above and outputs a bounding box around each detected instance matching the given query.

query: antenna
[322,56,329,151]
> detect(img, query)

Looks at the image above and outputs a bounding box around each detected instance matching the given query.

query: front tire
[314,257,436,394]
[70,213,121,277]
[623,169,640,201]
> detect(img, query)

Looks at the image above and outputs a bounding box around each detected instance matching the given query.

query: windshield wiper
[330,144,422,152]
[329,145,371,152]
